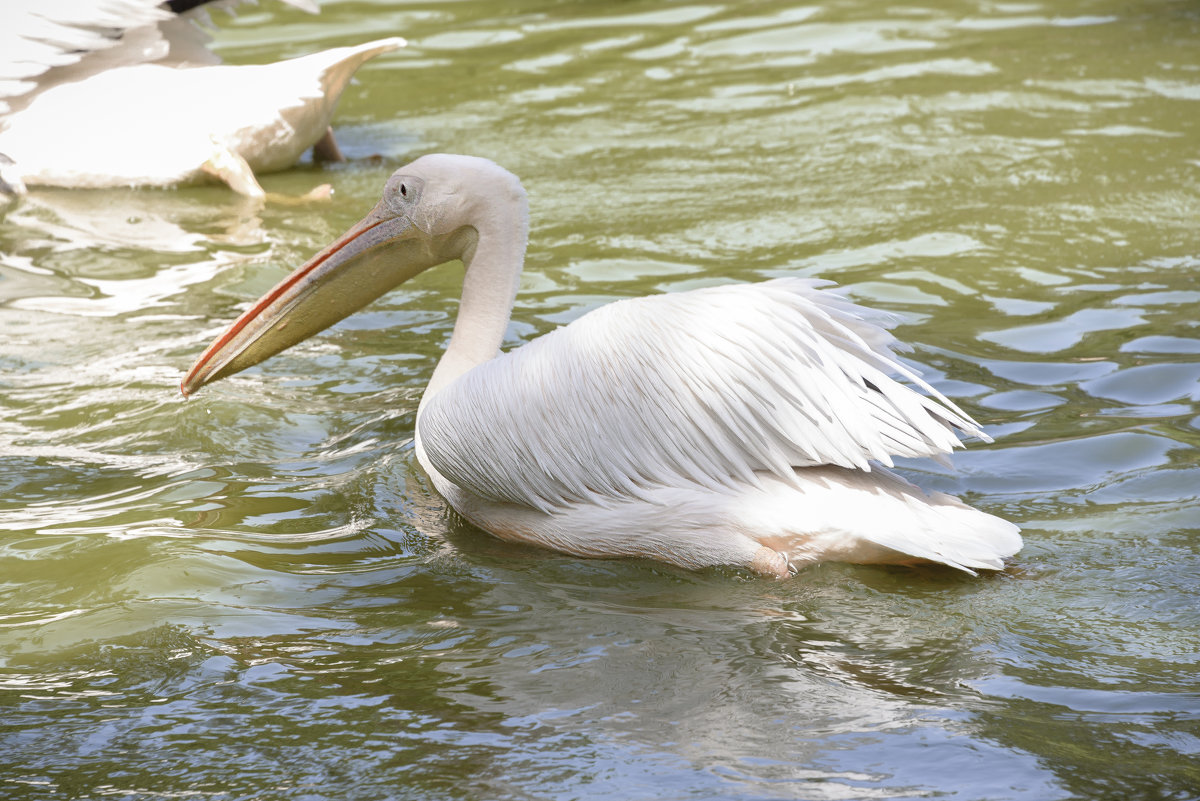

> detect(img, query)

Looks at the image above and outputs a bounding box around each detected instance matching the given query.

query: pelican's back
[419,278,990,515]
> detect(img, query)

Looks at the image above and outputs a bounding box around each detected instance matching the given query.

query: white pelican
[0,0,404,197]
[181,155,1022,577]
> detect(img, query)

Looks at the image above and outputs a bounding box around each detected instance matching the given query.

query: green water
[2,1,1198,799]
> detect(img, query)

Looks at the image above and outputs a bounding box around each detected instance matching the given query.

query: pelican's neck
[422,187,529,403]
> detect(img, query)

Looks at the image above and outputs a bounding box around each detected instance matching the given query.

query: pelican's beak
[181,201,440,396]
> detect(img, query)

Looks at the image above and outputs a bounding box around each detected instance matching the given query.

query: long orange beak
[181,202,436,396]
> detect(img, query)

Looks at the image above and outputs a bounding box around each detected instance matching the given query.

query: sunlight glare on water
[1,1,1198,799]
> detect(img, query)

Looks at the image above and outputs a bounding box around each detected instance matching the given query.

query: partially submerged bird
[0,0,404,197]
[182,154,1021,577]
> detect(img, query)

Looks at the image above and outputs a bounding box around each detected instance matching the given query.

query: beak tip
[180,371,201,398]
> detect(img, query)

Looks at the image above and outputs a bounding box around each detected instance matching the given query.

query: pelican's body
[0,1,404,197]
[183,154,1021,577]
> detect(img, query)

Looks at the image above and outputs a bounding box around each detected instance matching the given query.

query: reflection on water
[2,1,1199,799]
[2,189,270,316]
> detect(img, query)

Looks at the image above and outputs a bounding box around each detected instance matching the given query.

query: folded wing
[418,278,988,513]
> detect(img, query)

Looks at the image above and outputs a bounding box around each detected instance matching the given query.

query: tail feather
[759,465,1022,573]
[867,490,1022,574]
[314,38,407,99]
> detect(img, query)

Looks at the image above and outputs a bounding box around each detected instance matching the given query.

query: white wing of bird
[0,0,404,197]
[417,278,983,515]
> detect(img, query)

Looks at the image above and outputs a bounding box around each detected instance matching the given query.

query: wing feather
[418,278,988,512]
[0,0,320,115]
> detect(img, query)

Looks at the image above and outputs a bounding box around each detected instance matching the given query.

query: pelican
[182,155,1021,577]
[0,0,404,197]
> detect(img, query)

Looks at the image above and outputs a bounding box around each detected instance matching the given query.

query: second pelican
[182,154,1021,577]
[0,0,404,197]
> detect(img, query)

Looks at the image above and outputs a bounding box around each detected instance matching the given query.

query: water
[2,1,1198,798]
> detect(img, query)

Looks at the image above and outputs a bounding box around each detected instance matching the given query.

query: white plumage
[419,279,979,512]
[183,154,1022,577]
[0,0,404,196]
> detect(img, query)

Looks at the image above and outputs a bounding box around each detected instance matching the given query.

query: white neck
[421,190,529,404]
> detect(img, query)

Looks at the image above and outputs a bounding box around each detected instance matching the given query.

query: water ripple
[2,1,1199,799]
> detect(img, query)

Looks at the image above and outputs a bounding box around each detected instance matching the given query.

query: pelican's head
[180,154,526,396]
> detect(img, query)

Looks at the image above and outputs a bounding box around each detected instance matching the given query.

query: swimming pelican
[182,154,1021,577]
[0,0,404,197]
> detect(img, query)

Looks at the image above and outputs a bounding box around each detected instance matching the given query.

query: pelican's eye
[384,174,423,212]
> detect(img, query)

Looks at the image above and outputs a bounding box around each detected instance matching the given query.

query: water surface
[1,1,1198,799]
